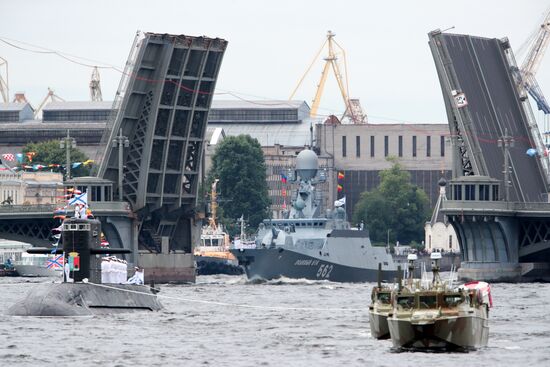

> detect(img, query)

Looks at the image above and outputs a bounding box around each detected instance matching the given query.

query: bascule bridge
[429,30,550,281]
[0,32,227,282]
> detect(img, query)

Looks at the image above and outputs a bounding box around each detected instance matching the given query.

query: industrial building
[316,120,452,219]
[0,98,452,221]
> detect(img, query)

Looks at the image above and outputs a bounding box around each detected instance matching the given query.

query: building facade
[316,121,452,221]
[0,164,63,205]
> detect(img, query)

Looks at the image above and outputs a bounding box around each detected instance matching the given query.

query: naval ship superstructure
[230,149,398,282]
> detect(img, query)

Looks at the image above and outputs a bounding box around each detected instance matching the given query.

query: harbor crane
[90,66,103,102]
[33,87,65,119]
[0,57,8,103]
[519,8,550,115]
[289,31,367,124]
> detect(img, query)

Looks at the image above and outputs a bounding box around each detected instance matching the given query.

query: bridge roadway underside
[0,203,138,264]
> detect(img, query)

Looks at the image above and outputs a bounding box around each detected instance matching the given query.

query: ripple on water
[1,276,550,366]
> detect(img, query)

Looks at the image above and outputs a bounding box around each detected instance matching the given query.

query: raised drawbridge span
[429,30,550,281]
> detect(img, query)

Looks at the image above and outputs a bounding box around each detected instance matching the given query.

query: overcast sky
[1,0,549,124]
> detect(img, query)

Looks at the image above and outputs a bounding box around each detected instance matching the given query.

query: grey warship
[230,149,398,283]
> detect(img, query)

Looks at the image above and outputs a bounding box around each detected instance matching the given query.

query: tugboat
[230,149,398,282]
[194,179,242,276]
[6,216,162,316]
[385,252,491,350]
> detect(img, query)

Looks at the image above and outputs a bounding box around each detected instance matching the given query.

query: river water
[1,275,549,366]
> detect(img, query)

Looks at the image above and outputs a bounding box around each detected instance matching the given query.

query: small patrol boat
[7,217,162,316]
[385,253,491,350]
[369,255,418,340]
[368,263,395,339]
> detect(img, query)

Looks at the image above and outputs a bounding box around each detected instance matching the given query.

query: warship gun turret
[230,149,397,282]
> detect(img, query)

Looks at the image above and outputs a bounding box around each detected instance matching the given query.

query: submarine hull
[7,283,162,317]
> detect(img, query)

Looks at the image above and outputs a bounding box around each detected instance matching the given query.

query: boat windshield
[418,295,437,309]
[376,292,391,304]
[397,296,415,309]
[443,294,463,307]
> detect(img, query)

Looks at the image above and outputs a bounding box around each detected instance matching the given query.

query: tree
[352,158,430,245]
[207,135,270,236]
[22,140,91,177]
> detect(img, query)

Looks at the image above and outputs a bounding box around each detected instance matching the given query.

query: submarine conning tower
[62,218,102,283]
[28,217,130,284]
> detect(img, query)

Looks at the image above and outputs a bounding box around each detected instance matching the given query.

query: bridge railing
[0,204,58,213]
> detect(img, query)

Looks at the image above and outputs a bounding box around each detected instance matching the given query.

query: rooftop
[43,101,113,111]
[211,100,308,110]
[0,102,33,112]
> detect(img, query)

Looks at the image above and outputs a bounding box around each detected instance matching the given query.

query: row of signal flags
[337,171,344,196]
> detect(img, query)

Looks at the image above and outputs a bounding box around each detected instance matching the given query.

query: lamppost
[497,128,514,202]
[112,128,129,201]
[60,130,76,180]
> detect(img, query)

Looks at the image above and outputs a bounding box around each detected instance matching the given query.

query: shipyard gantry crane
[90,66,103,102]
[289,31,367,124]
[33,87,65,119]
[0,57,8,103]
[519,9,550,115]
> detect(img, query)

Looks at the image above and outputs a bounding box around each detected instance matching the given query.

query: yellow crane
[289,31,367,123]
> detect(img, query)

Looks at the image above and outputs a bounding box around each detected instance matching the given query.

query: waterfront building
[316,120,452,220]
[0,102,34,123]
[0,161,63,205]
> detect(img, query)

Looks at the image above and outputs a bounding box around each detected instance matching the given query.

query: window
[492,185,499,201]
[370,136,375,157]
[342,136,347,157]
[397,296,415,309]
[356,136,360,157]
[479,185,489,201]
[384,136,389,157]
[412,136,417,157]
[465,184,475,200]
[453,185,462,200]
[419,295,437,309]
[398,136,403,157]
[426,136,431,157]
[440,136,445,157]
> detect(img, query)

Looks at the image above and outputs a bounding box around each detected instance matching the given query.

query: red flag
[25,152,36,162]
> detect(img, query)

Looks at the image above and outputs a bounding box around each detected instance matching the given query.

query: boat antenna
[397,265,402,292]
[431,252,442,285]
[406,253,417,286]
[377,262,382,289]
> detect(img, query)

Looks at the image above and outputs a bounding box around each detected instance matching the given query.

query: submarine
[6,217,162,316]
